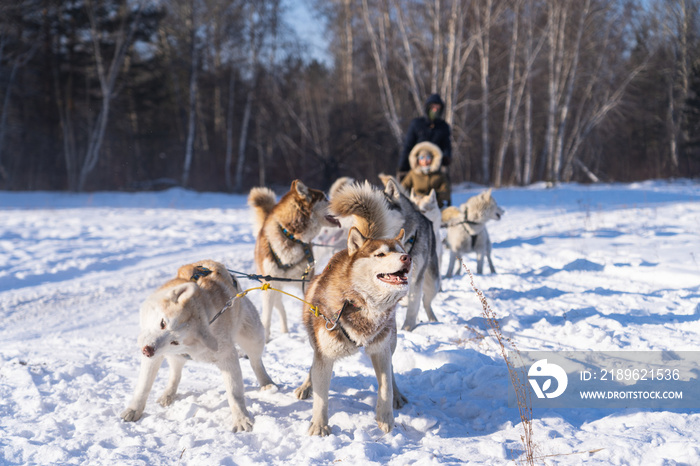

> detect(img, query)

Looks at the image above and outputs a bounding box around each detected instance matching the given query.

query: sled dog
[248,180,339,341]
[294,182,411,436]
[120,260,276,432]
[442,189,504,276]
[409,188,443,275]
[374,175,440,331]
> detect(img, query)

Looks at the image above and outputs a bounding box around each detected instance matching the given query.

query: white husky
[443,189,504,276]
[120,260,276,432]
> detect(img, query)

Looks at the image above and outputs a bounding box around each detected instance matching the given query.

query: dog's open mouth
[377,268,409,285]
[325,215,341,228]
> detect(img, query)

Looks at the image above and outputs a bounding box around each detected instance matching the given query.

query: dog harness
[325,301,361,346]
[190,265,212,281]
[441,207,481,248]
[268,224,315,282]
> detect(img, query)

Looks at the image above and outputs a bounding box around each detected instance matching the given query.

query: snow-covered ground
[1,180,699,465]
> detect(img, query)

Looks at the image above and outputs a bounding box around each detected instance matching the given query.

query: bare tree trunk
[361,0,403,145]
[225,68,236,190]
[391,0,422,113]
[429,0,441,93]
[78,0,142,191]
[493,1,520,187]
[440,0,459,119]
[522,1,535,185]
[668,82,679,169]
[234,90,252,192]
[343,0,354,102]
[552,0,589,182]
[181,6,199,188]
[474,0,493,185]
[51,36,78,190]
[544,2,567,182]
[661,0,695,172]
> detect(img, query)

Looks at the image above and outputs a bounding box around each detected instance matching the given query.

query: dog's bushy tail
[330,181,399,239]
[328,176,354,199]
[248,187,276,236]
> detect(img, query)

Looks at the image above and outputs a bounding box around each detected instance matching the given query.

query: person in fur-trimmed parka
[400,141,451,208]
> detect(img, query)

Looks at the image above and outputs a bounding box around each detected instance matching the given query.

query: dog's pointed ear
[485,188,493,198]
[384,178,401,200]
[427,189,437,203]
[292,179,311,201]
[347,227,367,256]
[170,283,196,304]
[395,228,405,244]
[377,173,392,187]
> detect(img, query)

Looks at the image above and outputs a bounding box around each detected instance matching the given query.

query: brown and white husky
[248,180,339,342]
[294,182,411,436]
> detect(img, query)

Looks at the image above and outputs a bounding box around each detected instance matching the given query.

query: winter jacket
[398,93,452,174]
[400,141,452,208]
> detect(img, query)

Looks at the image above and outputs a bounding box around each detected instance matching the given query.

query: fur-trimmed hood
[408,141,443,173]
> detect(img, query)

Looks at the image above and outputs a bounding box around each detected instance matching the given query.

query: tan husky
[248,180,339,341]
[120,260,276,432]
[442,189,504,276]
[294,182,411,436]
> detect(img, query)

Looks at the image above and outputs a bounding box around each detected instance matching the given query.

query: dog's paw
[293,383,312,400]
[231,415,254,433]
[157,393,176,407]
[308,422,331,436]
[376,419,394,433]
[260,383,278,392]
[120,408,143,422]
[401,323,415,332]
[393,391,408,409]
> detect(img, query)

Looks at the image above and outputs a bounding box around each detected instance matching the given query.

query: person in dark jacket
[398,93,452,180]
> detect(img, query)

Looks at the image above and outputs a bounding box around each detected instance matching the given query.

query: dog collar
[190,265,212,281]
[405,231,416,255]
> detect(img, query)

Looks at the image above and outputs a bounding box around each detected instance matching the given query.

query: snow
[1,180,699,465]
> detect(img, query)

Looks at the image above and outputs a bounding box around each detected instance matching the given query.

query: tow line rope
[210,271,343,330]
[227,268,310,284]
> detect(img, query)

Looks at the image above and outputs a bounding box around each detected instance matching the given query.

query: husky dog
[442,189,504,276]
[372,175,440,331]
[294,182,411,436]
[409,188,443,275]
[120,260,276,432]
[248,180,340,341]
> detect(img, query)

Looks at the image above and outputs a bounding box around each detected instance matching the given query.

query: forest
[1,0,699,192]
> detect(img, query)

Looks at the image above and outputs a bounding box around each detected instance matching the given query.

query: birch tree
[657,0,700,173]
[233,0,281,191]
[79,0,143,191]
[180,0,199,187]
